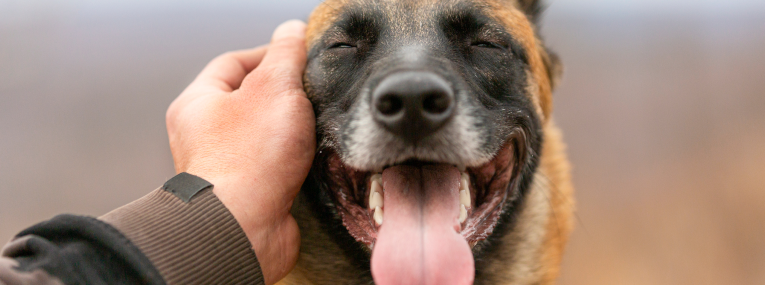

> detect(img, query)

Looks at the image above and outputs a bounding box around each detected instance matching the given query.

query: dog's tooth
[370,180,382,196]
[369,191,383,209]
[371,174,382,184]
[460,172,470,191]
[459,190,471,208]
[374,206,384,225]
[458,204,468,223]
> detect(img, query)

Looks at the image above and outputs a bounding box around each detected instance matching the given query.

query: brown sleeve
[99,173,264,285]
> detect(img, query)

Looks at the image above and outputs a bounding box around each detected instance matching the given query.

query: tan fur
[281,1,574,284]
[305,0,347,47]
[538,121,575,284]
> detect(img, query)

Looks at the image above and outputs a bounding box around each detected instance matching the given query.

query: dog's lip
[321,135,521,250]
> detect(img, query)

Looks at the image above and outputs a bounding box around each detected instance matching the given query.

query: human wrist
[200,172,300,285]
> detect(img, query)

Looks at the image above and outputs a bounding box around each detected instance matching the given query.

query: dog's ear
[514,0,543,23]
[542,48,563,91]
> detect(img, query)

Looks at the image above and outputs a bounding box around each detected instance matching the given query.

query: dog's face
[298,0,563,284]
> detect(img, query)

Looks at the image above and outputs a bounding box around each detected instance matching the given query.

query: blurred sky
[1,0,764,284]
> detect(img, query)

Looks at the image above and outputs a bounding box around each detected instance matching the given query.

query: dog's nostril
[422,92,451,114]
[371,71,455,142]
[377,94,404,115]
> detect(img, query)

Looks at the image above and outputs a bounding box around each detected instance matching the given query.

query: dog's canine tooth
[371,179,382,192]
[374,206,384,225]
[460,172,469,191]
[459,190,471,209]
[370,191,383,209]
[458,204,468,223]
[371,174,382,184]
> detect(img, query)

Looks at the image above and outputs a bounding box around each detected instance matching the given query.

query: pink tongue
[371,164,474,285]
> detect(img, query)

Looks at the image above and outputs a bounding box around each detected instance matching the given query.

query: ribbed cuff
[99,176,264,285]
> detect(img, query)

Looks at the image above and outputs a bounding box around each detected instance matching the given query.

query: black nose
[372,71,455,142]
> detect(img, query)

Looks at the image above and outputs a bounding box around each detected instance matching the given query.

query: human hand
[165,20,314,285]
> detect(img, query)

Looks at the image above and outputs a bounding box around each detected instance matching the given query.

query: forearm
[1,173,265,285]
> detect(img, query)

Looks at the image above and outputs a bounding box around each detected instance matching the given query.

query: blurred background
[1,0,764,284]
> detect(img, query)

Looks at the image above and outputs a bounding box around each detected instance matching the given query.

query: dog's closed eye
[329,42,356,49]
[471,41,505,49]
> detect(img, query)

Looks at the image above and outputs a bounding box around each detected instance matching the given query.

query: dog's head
[302,0,562,284]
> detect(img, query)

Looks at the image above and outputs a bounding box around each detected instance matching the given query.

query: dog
[279,0,573,284]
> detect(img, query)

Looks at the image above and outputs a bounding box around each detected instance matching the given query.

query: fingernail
[273,20,306,41]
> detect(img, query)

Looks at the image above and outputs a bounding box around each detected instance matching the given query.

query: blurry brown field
[1,1,764,284]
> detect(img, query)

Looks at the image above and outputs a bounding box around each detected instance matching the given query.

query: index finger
[171,46,268,115]
[191,45,269,93]
[167,46,268,121]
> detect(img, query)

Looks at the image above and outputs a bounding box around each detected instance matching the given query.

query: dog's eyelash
[471,41,505,49]
[329,43,356,49]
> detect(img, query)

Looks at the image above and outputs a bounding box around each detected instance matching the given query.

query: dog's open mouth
[316,134,522,284]
[324,140,517,247]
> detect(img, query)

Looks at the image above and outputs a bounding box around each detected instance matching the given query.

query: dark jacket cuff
[99,173,264,285]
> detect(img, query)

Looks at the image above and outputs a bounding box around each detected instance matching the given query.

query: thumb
[240,20,307,96]
[260,20,307,74]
